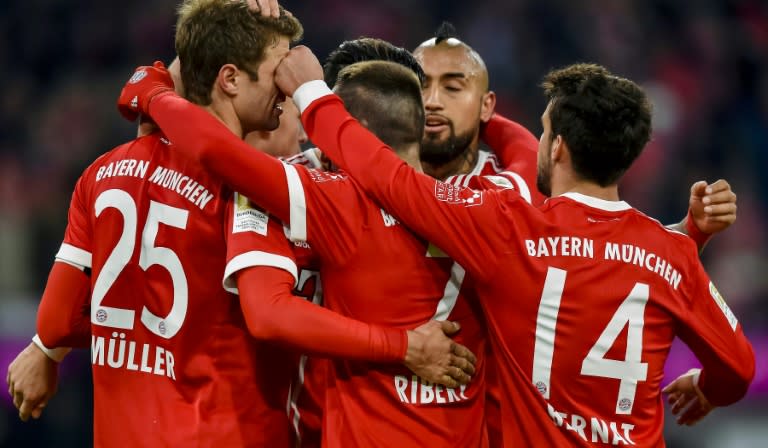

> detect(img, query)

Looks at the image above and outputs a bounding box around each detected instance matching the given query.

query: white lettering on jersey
[92,332,176,380]
[525,237,595,259]
[147,165,214,210]
[709,282,738,330]
[393,375,468,404]
[546,403,636,445]
[96,159,150,182]
[231,192,268,235]
[603,242,682,290]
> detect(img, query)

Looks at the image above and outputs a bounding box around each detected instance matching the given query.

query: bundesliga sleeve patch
[709,282,738,331]
[232,192,269,235]
[434,182,483,207]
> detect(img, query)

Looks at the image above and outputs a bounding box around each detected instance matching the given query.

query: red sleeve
[237,266,407,362]
[147,93,291,223]
[302,94,518,281]
[675,254,755,406]
[482,113,547,206]
[36,261,91,348]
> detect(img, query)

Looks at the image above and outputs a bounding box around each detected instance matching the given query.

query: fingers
[18,397,36,422]
[450,353,476,377]
[690,180,708,198]
[440,374,459,389]
[438,320,460,336]
[31,403,46,420]
[245,0,279,17]
[702,202,737,218]
[451,343,477,366]
[704,179,732,195]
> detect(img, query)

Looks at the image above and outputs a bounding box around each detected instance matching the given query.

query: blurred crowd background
[1,0,766,446]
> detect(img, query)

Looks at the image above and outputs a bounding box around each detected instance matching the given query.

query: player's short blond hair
[175,0,302,105]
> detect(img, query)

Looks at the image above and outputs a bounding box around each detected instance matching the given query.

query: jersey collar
[559,192,632,212]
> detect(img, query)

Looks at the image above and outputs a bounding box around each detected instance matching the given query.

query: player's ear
[479,90,496,123]
[551,135,568,163]
[217,64,240,97]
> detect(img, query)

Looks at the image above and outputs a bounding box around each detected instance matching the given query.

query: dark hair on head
[434,21,459,44]
[542,63,652,186]
[334,61,425,151]
[323,37,425,87]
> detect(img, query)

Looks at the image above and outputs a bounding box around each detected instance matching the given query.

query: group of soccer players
[6,0,755,446]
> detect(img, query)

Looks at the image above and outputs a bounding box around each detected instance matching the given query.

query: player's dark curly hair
[323,37,425,87]
[542,63,652,186]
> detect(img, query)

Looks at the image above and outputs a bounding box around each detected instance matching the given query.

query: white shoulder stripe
[222,251,299,294]
[500,171,533,204]
[56,243,92,269]
[283,163,308,241]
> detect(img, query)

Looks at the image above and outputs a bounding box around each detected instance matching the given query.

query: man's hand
[404,320,476,388]
[244,0,279,17]
[663,368,714,426]
[6,343,60,422]
[274,46,325,97]
[689,179,737,235]
[117,61,175,122]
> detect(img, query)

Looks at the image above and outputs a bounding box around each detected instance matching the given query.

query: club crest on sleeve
[435,182,484,207]
[709,282,738,331]
[307,169,347,183]
[129,69,148,84]
[232,192,268,235]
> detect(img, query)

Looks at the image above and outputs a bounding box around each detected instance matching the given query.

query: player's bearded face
[537,104,554,197]
[420,121,476,166]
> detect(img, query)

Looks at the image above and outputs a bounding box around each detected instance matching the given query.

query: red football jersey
[282,166,488,448]
[226,193,326,448]
[56,134,294,447]
[300,91,755,447]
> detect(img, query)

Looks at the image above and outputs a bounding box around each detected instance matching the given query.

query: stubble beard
[420,123,476,167]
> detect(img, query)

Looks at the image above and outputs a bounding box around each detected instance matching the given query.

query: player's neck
[552,178,620,202]
[203,102,245,139]
[396,143,424,173]
[422,145,478,180]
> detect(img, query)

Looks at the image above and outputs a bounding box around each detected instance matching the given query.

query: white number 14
[532,267,649,415]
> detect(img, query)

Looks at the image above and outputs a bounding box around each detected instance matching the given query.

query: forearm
[148,93,291,222]
[36,262,91,349]
[695,335,755,406]
[237,267,406,362]
[482,113,538,164]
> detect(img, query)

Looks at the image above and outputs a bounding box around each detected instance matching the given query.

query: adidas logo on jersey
[380,209,399,227]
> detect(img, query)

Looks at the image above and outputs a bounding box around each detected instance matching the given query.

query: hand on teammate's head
[274,45,324,97]
[243,0,279,17]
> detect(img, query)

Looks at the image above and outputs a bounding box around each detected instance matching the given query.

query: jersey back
[283,166,488,448]
[57,134,292,447]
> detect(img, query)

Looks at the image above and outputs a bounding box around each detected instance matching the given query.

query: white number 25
[91,189,189,339]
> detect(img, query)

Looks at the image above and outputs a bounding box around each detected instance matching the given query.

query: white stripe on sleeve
[55,243,92,269]
[282,163,308,241]
[222,251,299,294]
